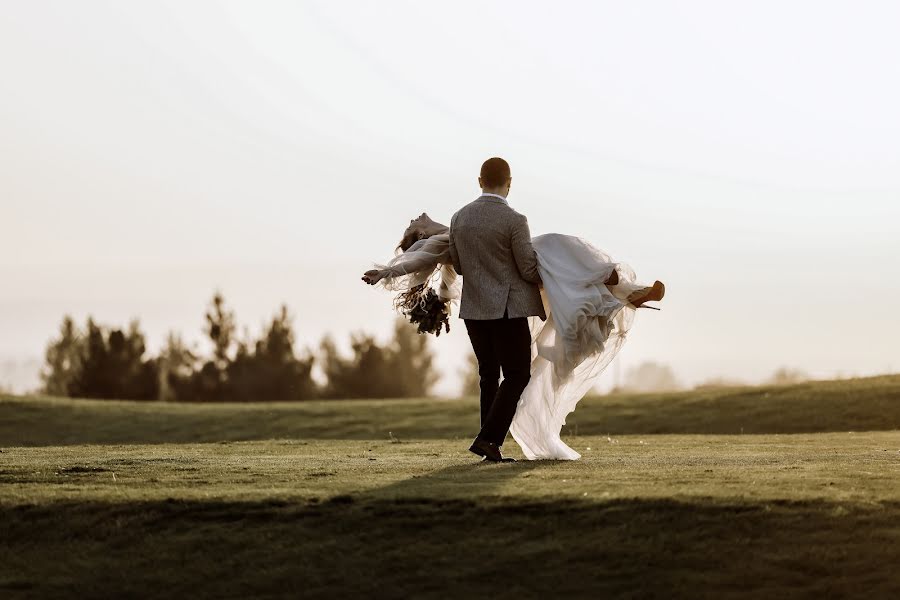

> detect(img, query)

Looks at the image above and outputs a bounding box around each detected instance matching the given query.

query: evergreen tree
[225,305,317,401]
[188,292,237,401]
[40,295,438,403]
[389,317,439,397]
[41,316,82,396]
[319,318,438,399]
[47,317,158,400]
[157,332,198,402]
[205,292,235,367]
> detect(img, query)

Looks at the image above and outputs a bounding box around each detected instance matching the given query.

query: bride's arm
[362,235,449,286]
[362,257,424,285]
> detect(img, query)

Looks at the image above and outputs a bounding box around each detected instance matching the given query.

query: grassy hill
[1,374,898,446]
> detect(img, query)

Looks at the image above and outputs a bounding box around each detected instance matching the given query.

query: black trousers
[464,313,532,446]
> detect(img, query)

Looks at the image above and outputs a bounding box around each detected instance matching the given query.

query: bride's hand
[362,269,385,285]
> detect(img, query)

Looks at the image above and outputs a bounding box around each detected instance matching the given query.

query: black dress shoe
[469,438,509,462]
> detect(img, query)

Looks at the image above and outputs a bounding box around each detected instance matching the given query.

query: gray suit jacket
[448,195,546,321]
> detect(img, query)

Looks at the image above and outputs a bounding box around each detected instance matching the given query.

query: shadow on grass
[362,459,553,501]
[3,485,900,598]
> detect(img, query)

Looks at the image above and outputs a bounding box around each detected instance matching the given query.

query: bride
[362,213,664,460]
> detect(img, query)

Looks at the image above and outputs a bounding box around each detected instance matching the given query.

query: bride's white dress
[375,232,647,460]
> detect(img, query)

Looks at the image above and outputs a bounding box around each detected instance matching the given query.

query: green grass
[2,374,899,446]
[2,375,900,598]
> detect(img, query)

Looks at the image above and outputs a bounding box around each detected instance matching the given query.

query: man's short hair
[480,157,511,188]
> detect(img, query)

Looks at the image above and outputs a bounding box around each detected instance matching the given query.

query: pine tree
[225,305,317,401]
[41,316,82,396]
[318,318,438,399]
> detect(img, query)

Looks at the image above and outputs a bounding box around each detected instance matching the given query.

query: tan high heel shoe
[627,280,665,310]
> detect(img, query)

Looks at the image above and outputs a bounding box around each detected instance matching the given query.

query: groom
[448,157,546,462]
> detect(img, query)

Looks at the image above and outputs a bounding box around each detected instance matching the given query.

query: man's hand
[361,269,385,285]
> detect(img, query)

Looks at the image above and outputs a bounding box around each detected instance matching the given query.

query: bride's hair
[397,229,421,253]
[397,213,447,254]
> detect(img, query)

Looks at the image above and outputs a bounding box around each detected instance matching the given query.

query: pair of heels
[627,280,665,311]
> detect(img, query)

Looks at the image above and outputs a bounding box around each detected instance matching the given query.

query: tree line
[41,293,437,402]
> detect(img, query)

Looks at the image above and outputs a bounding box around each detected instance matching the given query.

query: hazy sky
[2,1,899,395]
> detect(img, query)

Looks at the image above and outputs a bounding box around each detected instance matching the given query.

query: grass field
[3,374,900,446]
[2,375,900,598]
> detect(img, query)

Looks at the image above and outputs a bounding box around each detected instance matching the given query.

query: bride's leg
[601,265,663,308]
[604,266,641,304]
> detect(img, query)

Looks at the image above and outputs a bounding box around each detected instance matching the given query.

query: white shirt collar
[480,192,508,205]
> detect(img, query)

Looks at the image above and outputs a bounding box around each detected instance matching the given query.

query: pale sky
[2,1,899,395]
